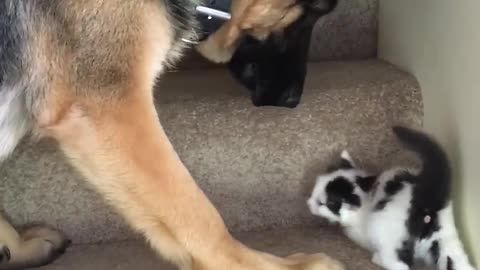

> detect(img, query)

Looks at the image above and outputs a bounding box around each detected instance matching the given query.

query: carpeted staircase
[0,1,424,269]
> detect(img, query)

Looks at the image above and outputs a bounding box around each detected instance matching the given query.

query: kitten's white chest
[342,207,372,250]
[344,225,371,250]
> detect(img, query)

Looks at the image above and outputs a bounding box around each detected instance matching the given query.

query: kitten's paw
[372,254,409,270]
[371,253,382,265]
[389,262,409,270]
[0,245,11,264]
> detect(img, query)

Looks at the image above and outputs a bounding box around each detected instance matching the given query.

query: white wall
[378,0,479,265]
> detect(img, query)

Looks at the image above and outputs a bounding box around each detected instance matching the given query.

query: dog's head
[228,0,338,107]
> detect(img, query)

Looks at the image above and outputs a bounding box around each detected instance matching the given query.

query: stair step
[309,0,378,60]
[39,226,379,270]
[0,60,422,244]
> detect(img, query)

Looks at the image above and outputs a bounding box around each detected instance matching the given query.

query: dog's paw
[195,38,234,63]
[285,253,346,270]
[19,225,72,265]
[22,225,72,254]
[0,245,11,264]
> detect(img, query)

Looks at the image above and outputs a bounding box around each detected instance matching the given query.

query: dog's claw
[0,245,11,263]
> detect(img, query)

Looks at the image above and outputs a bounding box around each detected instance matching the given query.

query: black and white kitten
[307,126,476,270]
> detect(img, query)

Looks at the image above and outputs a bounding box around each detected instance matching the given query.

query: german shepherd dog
[195,0,304,64]
[227,0,338,107]
[0,1,345,270]
[195,0,338,107]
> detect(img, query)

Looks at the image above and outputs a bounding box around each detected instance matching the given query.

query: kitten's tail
[392,126,451,209]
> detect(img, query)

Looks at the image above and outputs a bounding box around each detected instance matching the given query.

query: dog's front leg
[40,91,343,270]
[39,93,220,269]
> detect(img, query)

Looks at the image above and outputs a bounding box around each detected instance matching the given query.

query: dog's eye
[316,200,324,206]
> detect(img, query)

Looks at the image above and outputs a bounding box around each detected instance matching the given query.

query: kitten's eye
[327,201,341,209]
[316,200,324,206]
[324,199,342,214]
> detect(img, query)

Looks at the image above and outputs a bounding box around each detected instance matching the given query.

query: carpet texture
[39,226,380,270]
[0,60,422,244]
[39,226,434,270]
[309,0,378,60]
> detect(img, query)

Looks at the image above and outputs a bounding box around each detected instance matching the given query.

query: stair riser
[309,0,378,60]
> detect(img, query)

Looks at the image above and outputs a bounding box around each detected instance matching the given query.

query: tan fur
[195,0,303,63]
[1,1,344,269]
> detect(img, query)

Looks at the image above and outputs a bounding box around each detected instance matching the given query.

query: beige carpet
[0,61,422,245]
[39,226,380,270]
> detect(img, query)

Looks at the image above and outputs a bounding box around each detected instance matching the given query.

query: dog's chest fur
[163,0,200,63]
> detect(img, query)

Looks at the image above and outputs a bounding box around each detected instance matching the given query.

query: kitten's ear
[339,150,356,169]
[356,175,376,192]
[326,150,355,173]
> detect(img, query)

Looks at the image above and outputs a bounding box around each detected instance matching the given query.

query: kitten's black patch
[325,177,361,215]
[386,172,415,197]
[447,256,455,270]
[394,127,451,240]
[421,213,440,239]
[385,179,404,196]
[326,198,342,215]
[356,176,376,192]
[374,172,413,211]
[393,126,451,211]
[395,172,416,184]
[430,240,440,264]
[374,199,390,211]
[397,240,414,267]
[407,200,443,240]
[348,194,361,207]
[407,178,442,239]
[407,204,441,239]
[326,177,354,197]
